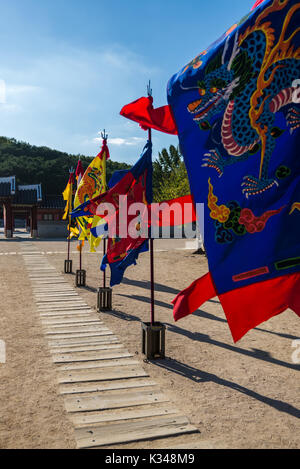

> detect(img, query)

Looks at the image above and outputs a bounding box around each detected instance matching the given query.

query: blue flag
[169,0,300,341]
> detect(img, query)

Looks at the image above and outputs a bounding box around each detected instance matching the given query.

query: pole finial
[101,129,108,140]
[147,80,152,97]
[69,166,74,174]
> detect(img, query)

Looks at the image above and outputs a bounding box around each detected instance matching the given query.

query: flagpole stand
[97,287,112,312]
[97,237,112,312]
[64,259,73,274]
[75,269,86,287]
[141,322,166,360]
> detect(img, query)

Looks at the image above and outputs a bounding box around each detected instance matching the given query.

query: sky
[0,0,255,163]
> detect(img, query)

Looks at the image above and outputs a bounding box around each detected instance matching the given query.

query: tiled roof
[39,195,65,209]
[13,189,38,205]
[0,182,12,197]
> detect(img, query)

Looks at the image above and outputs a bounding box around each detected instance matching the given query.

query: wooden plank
[26,265,59,275]
[68,407,177,427]
[33,284,73,288]
[50,343,124,354]
[38,304,87,310]
[33,285,74,289]
[64,390,169,413]
[28,270,56,273]
[44,326,110,335]
[33,288,75,292]
[34,288,76,292]
[39,311,95,317]
[36,292,79,296]
[35,290,77,294]
[38,303,87,309]
[74,416,198,448]
[56,358,139,371]
[37,302,87,308]
[29,272,57,275]
[59,378,156,395]
[41,318,102,325]
[31,280,66,283]
[31,277,66,281]
[48,336,119,347]
[36,297,80,302]
[57,365,148,383]
[37,297,84,303]
[52,350,132,363]
[37,303,90,312]
[26,264,57,270]
[37,297,83,301]
[37,304,89,310]
[42,322,103,329]
[46,331,114,340]
[35,291,79,299]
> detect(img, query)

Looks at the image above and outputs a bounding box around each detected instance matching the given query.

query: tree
[0,137,131,195]
[153,145,190,202]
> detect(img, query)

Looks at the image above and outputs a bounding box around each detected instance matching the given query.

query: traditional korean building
[0,176,66,238]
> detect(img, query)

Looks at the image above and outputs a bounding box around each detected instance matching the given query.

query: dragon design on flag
[186,0,300,197]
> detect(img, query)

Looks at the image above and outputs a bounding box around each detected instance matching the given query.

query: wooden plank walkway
[22,246,199,449]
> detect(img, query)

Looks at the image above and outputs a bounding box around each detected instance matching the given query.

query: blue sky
[0,0,255,163]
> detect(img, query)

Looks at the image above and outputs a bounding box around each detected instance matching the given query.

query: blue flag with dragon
[169,0,300,341]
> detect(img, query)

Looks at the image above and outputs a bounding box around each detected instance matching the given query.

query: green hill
[0,137,131,195]
[0,137,190,201]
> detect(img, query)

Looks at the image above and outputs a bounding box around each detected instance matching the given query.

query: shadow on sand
[151,357,300,419]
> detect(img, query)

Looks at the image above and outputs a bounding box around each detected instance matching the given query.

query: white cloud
[94,136,144,146]
[6,84,41,96]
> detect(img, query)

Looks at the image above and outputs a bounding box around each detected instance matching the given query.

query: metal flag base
[64,259,73,274]
[141,322,166,360]
[75,269,86,287]
[97,287,112,312]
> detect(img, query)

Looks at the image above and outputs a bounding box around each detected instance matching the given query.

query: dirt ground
[0,236,299,449]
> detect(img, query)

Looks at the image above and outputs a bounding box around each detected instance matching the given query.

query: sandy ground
[0,235,299,449]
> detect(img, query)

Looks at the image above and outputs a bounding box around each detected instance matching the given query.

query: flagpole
[77,157,82,272]
[102,129,108,290]
[64,168,74,274]
[79,242,82,270]
[97,129,112,313]
[103,237,106,288]
[67,176,72,261]
[67,218,71,261]
[147,81,155,326]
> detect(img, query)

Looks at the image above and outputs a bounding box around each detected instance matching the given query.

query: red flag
[96,137,110,161]
[120,96,178,135]
[75,159,84,184]
[172,273,217,322]
[172,272,300,342]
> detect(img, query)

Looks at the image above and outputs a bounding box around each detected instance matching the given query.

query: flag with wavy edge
[62,171,75,220]
[168,0,300,341]
[73,137,109,251]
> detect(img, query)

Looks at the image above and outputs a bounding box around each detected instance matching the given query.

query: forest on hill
[0,137,190,202]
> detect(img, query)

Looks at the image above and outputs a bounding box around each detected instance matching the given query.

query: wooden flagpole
[101,129,108,289]
[67,169,73,261]
[64,167,74,274]
[147,82,155,326]
[141,80,165,359]
[97,129,112,311]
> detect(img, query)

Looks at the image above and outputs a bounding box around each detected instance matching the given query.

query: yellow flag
[73,138,109,250]
[62,173,74,220]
